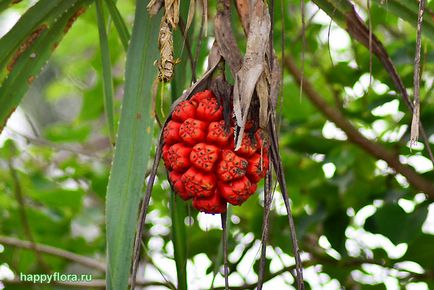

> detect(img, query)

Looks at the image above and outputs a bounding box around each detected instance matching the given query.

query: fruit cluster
[162,90,269,214]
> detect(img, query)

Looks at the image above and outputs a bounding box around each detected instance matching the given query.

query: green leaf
[96,0,116,144]
[44,122,91,142]
[325,62,361,87]
[0,0,79,75]
[170,193,188,290]
[0,0,92,132]
[321,263,353,285]
[168,4,192,286]
[187,228,221,258]
[295,205,327,238]
[401,233,434,268]
[313,0,434,43]
[105,2,160,290]
[104,0,131,51]
[359,284,387,290]
[372,0,434,43]
[207,208,232,287]
[0,0,15,12]
[365,203,429,245]
[311,0,350,27]
[27,173,84,213]
[171,1,194,100]
[323,209,349,255]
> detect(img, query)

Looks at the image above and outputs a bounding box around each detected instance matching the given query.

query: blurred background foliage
[0,0,433,289]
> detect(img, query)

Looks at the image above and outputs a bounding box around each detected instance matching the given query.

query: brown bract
[232,0,270,150]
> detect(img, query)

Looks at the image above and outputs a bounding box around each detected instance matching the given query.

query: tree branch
[6,127,111,160]
[8,158,50,273]
[283,56,434,198]
[212,251,431,290]
[0,236,176,288]
[311,0,434,165]
[0,235,106,272]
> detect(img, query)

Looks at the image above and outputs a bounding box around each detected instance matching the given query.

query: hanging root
[410,0,427,147]
[257,168,273,289]
[131,137,164,290]
[269,115,305,289]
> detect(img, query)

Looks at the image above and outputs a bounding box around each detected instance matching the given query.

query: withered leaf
[147,0,163,15]
[157,18,176,82]
[164,0,180,28]
[233,0,270,150]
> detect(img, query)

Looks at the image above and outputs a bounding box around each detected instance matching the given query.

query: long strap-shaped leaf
[0,0,80,76]
[168,5,194,284]
[95,0,116,144]
[105,1,160,290]
[0,0,91,132]
[104,0,131,50]
[0,0,18,13]
[170,193,188,290]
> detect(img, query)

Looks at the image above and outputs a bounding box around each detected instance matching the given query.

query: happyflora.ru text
[19,272,92,283]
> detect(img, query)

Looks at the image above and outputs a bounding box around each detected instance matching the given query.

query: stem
[221,212,229,290]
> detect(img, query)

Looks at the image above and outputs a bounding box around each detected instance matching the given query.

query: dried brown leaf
[257,74,269,129]
[202,0,208,37]
[164,0,180,28]
[185,0,196,35]
[147,0,164,15]
[157,18,176,82]
[235,0,250,34]
[269,56,281,110]
[170,42,222,110]
[233,0,270,149]
[215,0,243,75]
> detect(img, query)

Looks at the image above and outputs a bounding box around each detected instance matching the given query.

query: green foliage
[366,202,429,244]
[0,0,433,289]
[105,1,160,289]
[0,0,93,131]
[95,0,115,143]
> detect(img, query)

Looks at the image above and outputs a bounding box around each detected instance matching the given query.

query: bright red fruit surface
[162,90,269,214]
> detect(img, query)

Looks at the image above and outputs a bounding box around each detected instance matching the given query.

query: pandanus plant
[127,0,306,289]
[1,0,433,290]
